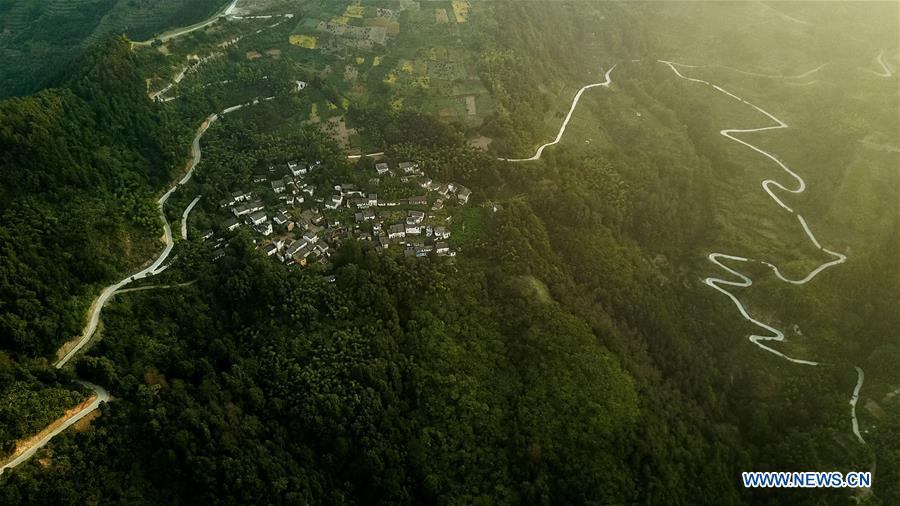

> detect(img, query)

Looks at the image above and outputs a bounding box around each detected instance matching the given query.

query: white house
[249,211,268,226]
[388,224,406,239]
[325,195,343,209]
[288,161,308,176]
[398,161,418,173]
[407,210,425,224]
[256,222,273,236]
[224,218,240,231]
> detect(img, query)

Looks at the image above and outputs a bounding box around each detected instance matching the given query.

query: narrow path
[872,50,893,77]
[498,65,616,162]
[758,1,811,25]
[709,63,827,80]
[0,382,109,476]
[114,281,196,295]
[147,14,289,102]
[347,151,385,160]
[181,196,202,240]
[151,54,219,101]
[658,59,847,365]
[851,366,866,445]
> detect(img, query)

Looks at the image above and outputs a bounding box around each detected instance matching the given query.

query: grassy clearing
[451,0,471,23]
[289,34,317,49]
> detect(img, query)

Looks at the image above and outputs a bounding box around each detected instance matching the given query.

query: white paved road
[0,382,109,476]
[55,114,217,369]
[660,60,874,446]
[498,65,616,162]
[851,366,866,444]
[658,59,847,366]
[4,19,294,476]
[134,0,239,46]
[181,196,202,240]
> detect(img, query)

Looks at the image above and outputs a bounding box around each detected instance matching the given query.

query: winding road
[3,80,285,473]
[658,59,847,366]
[55,114,217,369]
[2,0,303,475]
[1,113,220,475]
[498,65,616,162]
[658,60,871,446]
[490,59,862,443]
[872,50,893,77]
[7,18,880,476]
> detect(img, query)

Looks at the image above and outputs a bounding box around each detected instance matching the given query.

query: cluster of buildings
[207,159,472,266]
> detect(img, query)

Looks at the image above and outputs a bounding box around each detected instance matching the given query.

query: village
[204,159,471,268]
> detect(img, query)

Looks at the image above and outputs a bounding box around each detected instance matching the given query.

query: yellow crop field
[383,71,397,84]
[289,35,317,49]
[451,0,470,22]
[356,56,365,65]
[400,60,414,73]
[344,5,365,18]
[373,56,383,66]
[330,16,349,25]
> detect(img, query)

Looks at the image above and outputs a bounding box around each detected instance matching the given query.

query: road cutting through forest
[657,59,866,446]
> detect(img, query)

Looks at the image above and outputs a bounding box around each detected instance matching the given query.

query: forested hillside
[0,1,897,504]
[0,0,227,97]
[0,37,188,358]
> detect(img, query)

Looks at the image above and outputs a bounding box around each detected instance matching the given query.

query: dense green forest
[0,1,897,504]
[0,37,189,358]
